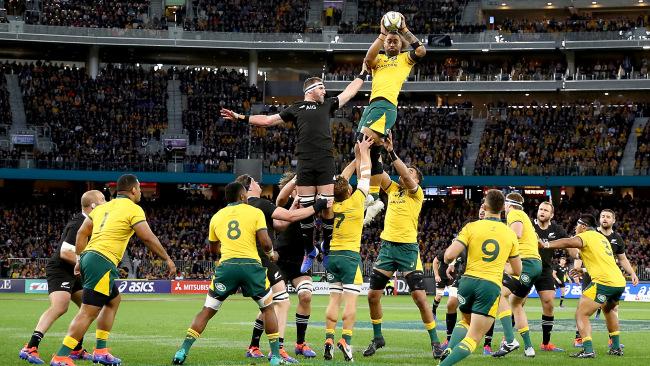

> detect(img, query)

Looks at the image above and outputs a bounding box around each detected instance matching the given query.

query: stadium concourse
[1,0,650,365]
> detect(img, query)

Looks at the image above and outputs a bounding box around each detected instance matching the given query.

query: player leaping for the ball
[358,12,426,224]
[221,72,366,273]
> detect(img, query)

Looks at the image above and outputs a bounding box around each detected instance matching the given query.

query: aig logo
[0,280,11,290]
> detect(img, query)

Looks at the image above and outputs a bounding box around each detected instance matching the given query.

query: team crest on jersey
[548,232,556,239]
[326,273,334,281]
[520,274,530,284]
[215,283,226,292]
[457,294,466,305]
[597,294,606,302]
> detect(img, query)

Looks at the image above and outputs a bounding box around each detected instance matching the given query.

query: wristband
[411,41,423,49]
[386,150,398,163]
[544,242,550,249]
[378,34,386,41]
[357,70,369,80]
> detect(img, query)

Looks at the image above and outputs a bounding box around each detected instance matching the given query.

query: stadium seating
[179,67,262,173]
[635,121,650,176]
[183,0,309,33]
[474,104,636,176]
[495,14,647,33]
[13,62,168,170]
[0,73,10,124]
[344,0,471,35]
[27,0,162,29]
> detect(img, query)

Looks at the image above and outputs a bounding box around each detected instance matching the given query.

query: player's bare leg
[293,275,316,358]
[364,268,391,357]
[572,295,601,358]
[440,312,495,365]
[602,301,623,355]
[324,289,342,360]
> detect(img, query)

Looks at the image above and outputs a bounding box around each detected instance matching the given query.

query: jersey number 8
[227,220,241,240]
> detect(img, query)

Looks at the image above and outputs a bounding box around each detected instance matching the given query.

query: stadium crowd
[339,0,471,35]
[182,0,309,33]
[1,63,648,177]
[0,74,11,123]
[3,62,169,170]
[327,57,650,82]
[636,120,650,175]
[1,190,648,280]
[25,0,166,29]
[179,67,262,173]
[475,104,637,176]
[494,14,649,34]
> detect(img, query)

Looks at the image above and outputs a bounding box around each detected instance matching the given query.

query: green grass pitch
[1,293,648,365]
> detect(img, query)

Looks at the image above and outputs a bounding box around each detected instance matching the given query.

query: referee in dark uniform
[532,201,568,352]
[221,70,366,272]
[19,190,106,364]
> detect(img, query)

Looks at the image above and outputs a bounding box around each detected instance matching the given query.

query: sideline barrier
[2,279,648,301]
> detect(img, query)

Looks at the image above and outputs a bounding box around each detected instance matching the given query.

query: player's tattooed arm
[399,17,426,59]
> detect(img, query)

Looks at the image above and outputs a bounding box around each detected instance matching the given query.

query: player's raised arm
[355,134,373,196]
[220,107,284,127]
[276,174,296,207]
[340,158,357,181]
[336,64,368,107]
[363,18,386,70]
[383,131,418,192]
[397,15,426,60]
[133,221,177,276]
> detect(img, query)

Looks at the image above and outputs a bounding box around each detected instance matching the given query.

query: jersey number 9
[481,239,500,262]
